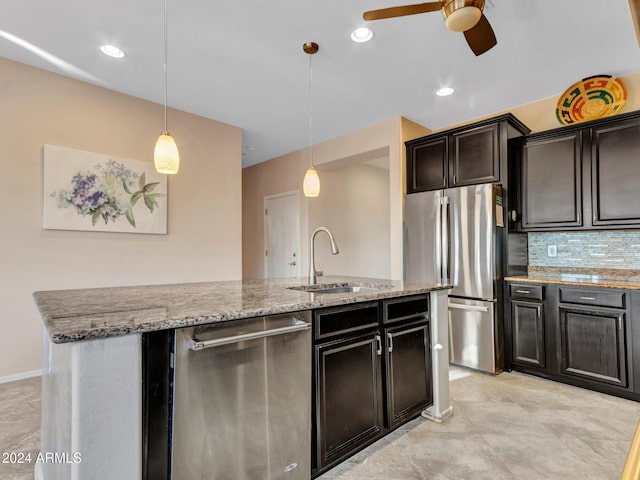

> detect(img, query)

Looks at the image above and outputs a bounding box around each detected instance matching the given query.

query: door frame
[263,190,301,278]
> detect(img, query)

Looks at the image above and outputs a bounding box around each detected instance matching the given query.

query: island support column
[36,333,142,480]
[422,289,453,422]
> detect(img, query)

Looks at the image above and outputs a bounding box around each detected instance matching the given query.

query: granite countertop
[505,267,640,290]
[33,276,451,344]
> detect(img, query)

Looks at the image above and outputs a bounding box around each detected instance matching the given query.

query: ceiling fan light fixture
[436,87,454,96]
[444,6,482,32]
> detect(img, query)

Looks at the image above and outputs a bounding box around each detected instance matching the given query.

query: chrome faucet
[309,227,339,285]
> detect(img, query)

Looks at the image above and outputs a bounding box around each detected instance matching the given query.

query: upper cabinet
[518,110,640,231]
[591,116,640,227]
[406,114,530,194]
[521,131,583,230]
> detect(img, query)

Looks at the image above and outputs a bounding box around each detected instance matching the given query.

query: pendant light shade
[154,0,179,174]
[303,42,319,198]
[303,166,320,197]
[154,132,180,174]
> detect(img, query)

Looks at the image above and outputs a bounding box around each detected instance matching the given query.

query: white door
[265,191,300,278]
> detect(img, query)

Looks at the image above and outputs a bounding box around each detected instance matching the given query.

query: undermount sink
[288,283,386,294]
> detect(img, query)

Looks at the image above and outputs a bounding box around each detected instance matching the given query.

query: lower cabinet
[511,300,545,368]
[507,282,637,400]
[315,332,384,470]
[312,295,431,477]
[558,305,627,387]
[385,320,432,428]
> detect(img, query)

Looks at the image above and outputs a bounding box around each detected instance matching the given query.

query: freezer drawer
[448,298,496,373]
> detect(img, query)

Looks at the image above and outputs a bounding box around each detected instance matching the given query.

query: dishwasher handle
[448,303,490,313]
[188,319,311,351]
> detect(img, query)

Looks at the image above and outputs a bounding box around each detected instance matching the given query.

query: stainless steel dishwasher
[172,312,312,480]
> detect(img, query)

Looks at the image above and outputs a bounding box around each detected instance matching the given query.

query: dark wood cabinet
[557,286,629,389]
[517,110,640,231]
[507,281,637,401]
[312,295,432,476]
[313,302,381,473]
[520,131,583,230]
[558,306,627,387]
[315,333,384,469]
[407,135,448,192]
[591,117,640,227]
[406,114,529,193]
[384,320,431,428]
[511,301,545,368]
[508,283,547,370]
[450,123,499,187]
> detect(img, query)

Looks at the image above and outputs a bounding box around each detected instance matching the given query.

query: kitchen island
[33,276,452,480]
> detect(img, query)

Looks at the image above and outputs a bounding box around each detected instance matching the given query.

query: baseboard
[0,369,42,384]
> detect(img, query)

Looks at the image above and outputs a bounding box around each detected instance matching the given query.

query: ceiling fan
[363,0,496,56]
[364,0,640,57]
[629,0,640,47]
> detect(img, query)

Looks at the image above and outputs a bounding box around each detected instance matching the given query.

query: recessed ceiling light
[100,45,125,58]
[436,87,455,96]
[350,27,373,43]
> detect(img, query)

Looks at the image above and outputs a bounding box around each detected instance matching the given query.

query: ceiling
[2,1,639,167]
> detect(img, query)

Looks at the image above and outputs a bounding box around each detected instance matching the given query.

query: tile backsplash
[528,231,640,269]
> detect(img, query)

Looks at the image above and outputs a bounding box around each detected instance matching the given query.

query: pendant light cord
[308,53,313,168]
[163,0,168,133]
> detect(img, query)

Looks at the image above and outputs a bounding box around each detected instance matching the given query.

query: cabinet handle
[387,333,394,353]
[375,334,382,356]
[579,296,597,301]
[516,290,530,294]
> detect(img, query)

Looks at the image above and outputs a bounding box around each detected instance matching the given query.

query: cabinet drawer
[559,288,625,309]
[383,295,428,324]
[314,302,379,340]
[509,283,543,301]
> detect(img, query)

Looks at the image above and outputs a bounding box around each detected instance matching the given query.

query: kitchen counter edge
[33,277,452,344]
[505,275,640,291]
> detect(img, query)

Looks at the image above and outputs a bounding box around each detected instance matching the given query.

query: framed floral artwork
[43,145,168,234]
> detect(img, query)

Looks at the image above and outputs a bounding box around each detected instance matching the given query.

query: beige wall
[243,117,418,281]
[243,71,640,285]
[433,71,640,134]
[0,58,242,379]
[309,162,390,279]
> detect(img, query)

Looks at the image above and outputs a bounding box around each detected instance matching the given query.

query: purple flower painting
[44,145,167,234]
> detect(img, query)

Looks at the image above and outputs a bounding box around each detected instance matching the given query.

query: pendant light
[154,0,179,174]
[302,42,320,198]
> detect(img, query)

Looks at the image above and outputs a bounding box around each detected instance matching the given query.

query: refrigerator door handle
[435,194,442,284]
[441,196,450,284]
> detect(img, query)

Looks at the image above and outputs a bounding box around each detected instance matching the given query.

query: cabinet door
[450,123,500,187]
[407,136,448,193]
[511,301,545,368]
[521,132,583,229]
[591,118,640,226]
[315,333,384,470]
[385,321,432,428]
[558,306,627,387]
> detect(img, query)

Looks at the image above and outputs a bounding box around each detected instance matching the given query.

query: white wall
[0,58,243,379]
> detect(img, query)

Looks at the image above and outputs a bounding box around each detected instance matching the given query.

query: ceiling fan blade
[629,0,640,47]
[463,14,497,56]
[363,2,442,21]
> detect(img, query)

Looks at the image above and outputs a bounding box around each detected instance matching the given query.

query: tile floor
[1,367,639,479]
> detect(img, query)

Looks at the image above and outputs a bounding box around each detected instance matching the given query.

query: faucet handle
[316,263,324,276]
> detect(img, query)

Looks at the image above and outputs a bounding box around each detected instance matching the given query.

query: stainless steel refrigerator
[404,183,503,374]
